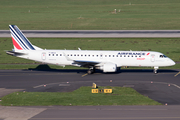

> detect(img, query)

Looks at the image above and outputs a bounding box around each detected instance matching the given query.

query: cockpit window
[163,55,167,58]
[160,55,167,58]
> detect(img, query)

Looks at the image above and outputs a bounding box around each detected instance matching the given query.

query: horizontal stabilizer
[6,51,27,56]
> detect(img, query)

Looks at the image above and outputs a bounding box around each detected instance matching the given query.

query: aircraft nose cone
[170,60,176,66]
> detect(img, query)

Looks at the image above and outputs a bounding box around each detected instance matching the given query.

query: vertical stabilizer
[9,25,36,51]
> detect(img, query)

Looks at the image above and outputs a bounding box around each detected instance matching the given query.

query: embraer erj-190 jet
[7,25,175,74]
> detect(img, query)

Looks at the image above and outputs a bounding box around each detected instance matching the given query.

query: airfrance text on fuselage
[117,52,149,56]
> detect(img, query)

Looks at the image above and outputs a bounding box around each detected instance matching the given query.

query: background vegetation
[0,0,180,30]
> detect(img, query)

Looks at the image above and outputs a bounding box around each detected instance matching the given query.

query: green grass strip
[0,86,161,106]
[0,0,180,30]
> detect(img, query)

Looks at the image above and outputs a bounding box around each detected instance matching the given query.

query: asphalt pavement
[0,69,180,120]
[1,30,180,38]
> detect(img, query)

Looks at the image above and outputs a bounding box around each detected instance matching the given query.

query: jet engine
[98,63,117,72]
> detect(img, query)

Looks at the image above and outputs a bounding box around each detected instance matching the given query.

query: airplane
[6,25,176,74]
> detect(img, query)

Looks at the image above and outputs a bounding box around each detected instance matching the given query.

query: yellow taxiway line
[82,73,88,77]
[174,72,180,77]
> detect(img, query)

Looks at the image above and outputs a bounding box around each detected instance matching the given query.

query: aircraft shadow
[27,64,178,74]
[28,64,88,73]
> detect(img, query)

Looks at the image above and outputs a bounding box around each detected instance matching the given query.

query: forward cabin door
[151,54,155,62]
[42,52,46,60]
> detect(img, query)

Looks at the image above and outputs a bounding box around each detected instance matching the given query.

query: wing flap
[73,60,100,67]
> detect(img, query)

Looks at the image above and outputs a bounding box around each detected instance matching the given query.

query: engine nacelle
[99,63,117,72]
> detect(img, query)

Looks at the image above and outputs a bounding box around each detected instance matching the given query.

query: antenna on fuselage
[78,47,81,50]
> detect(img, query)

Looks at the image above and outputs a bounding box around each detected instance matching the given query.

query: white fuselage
[8,25,176,73]
[17,50,175,68]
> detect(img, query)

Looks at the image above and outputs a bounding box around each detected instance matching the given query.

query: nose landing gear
[154,66,159,74]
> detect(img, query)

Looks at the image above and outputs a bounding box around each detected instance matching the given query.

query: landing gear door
[42,52,46,60]
[151,54,155,62]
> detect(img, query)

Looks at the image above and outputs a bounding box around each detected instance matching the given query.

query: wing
[73,60,100,68]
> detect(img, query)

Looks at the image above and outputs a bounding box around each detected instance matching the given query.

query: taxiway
[0,69,180,120]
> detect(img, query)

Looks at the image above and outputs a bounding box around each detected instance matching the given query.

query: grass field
[0,86,161,106]
[0,0,180,30]
[0,37,179,69]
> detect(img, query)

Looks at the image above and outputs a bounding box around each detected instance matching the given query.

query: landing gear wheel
[87,70,92,74]
[154,69,157,74]
[154,66,159,74]
[87,68,95,74]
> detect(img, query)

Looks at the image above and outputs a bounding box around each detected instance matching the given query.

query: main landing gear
[87,67,95,74]
[154,66,159,74]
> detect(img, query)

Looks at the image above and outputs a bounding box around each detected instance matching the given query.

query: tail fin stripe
[15,26,35,50]
[10,27,29,50]
[9,25,35,50]
[11,33,26,50]
[14,28,30,49]
[11,37,23,50]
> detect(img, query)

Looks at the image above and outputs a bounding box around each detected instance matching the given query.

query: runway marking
[82,73,88,77]
[30,116,180,119]
[174,72,180,77]
[33,85,45,88]
[33,82,71,88]
[171,83,180,89]
[153,81,180,89]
